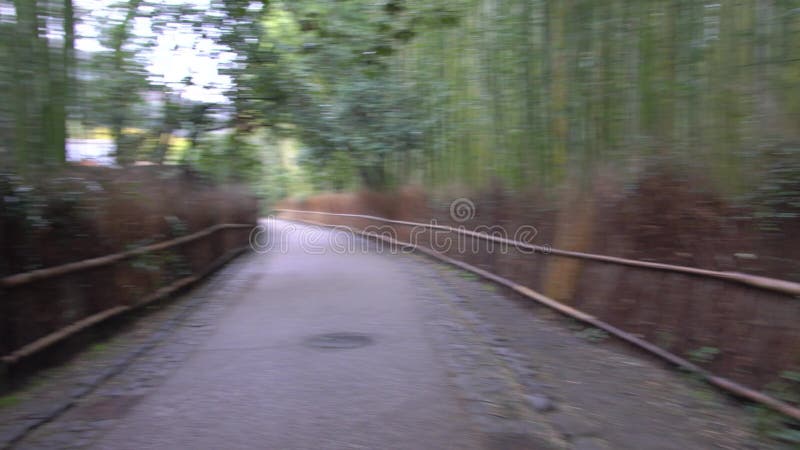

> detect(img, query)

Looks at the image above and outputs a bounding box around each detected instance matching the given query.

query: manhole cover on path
[305,332,374,349]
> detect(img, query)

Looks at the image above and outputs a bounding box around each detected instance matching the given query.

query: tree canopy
[1,0,799,209]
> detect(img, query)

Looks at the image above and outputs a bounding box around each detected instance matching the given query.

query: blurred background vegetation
[1,0,798,233]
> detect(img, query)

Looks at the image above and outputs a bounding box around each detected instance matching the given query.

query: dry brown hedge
[278,171,800,392]
[1,166,258,356]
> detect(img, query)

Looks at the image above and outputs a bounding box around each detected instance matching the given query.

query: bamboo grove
[1,0,799,203]
[260,0,799,203]
[385,0,800,193]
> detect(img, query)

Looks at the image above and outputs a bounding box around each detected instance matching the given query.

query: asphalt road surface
[92,221,480,450]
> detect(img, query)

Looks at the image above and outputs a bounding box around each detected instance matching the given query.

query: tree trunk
[110,0,143,165]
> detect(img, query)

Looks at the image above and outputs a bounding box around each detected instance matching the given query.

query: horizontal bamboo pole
[1,245,250,366]
[0,223,253,289]
[1,305,130,365]
[276,209,800,297]
[284,217,800,422]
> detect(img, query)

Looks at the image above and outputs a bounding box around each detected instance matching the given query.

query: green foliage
[575,327,609,343]
[687,346,721,364]
[457,270,478,281]
[751,370,800,446]
[345,0,800,197]
[654,330,676,350]
[189,130,262,183]
[4,0,800,211]
[1,0,76,165]
[248,0,462,190]
[0,394,21,409]
[769,428,800,445]
[750,144,800,227]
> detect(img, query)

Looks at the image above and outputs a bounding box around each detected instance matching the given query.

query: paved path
[91,221,479,450]
[2,220,776,449]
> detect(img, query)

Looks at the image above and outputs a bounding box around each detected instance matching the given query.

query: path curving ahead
[91,221,480,450]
